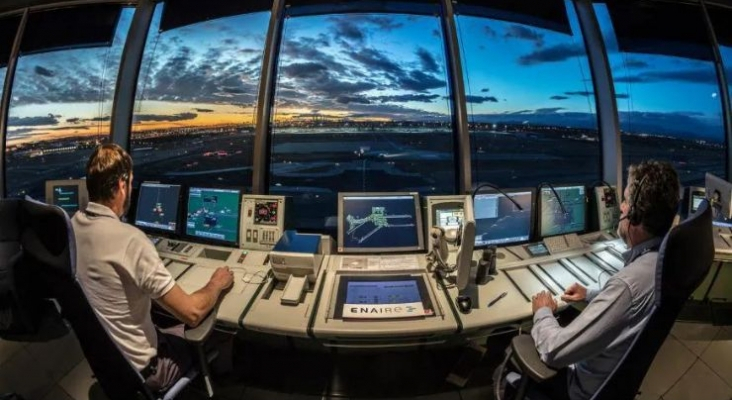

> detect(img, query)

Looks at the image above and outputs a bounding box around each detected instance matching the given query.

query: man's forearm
[187,282,224,326]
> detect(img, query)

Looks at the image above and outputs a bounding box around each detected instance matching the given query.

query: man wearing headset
[529,160,680,400]
[72,143,234,393]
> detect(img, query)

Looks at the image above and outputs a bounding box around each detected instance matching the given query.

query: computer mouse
[456,295,472,314]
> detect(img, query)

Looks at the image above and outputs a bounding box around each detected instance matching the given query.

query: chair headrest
[19,198,76,277]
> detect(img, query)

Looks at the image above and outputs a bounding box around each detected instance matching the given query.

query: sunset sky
[4,0,731,146]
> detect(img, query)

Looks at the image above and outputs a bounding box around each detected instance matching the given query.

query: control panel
[239,195,292,251]
[595,186,620,232]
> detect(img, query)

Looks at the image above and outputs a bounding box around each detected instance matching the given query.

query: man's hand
[561,283,587,302]
[210,266,234,291]
[532,291,557,314]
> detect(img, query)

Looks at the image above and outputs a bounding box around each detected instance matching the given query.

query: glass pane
[457,0,600,189]
[595,2,725,186]
[709,5,732,182]
[130,5,270,191]
[271,13,454,230]
[5,7,134,200]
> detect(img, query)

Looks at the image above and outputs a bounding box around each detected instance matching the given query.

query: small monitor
[473,189,534,247]
[186,187,242,246]
[134,182,182,233]
[705,173,732,225]
[688,187,706,214]
[338,192,424,253]
[539,184,587,237]
[45,179,88,216]
[424,195,466,245]
[456,195,476,291]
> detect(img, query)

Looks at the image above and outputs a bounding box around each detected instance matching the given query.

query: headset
[623,174,648,226]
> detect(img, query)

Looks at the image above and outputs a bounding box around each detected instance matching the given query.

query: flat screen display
[474,189,533,247]
[338,192,424,253]
[335,275,434,319]
[134,182,181,233]
[51,184,80,215]
[185,187,241,245]
[539,185,586,237]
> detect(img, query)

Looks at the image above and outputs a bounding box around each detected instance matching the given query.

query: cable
[538,182,568,215]
[472,182,523,211]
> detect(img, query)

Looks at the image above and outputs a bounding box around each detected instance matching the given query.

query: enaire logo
[349,306,413,314]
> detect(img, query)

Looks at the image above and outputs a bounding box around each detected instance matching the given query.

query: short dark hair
[86,143,133,202]
[627,160,680,237]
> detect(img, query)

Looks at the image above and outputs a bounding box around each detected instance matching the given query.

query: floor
[1,321,732,400]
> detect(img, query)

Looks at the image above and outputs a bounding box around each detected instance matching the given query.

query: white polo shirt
[72,202,175,371]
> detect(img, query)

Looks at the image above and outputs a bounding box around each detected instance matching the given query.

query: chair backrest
[592,200,714,400]
[0,198,48,336]
[19,199,157,400]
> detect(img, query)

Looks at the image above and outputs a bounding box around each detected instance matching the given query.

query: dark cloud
[551,95,569,100]
[332,18,365,43]
[135,112,197,122]
[66,118,80,124]
[416,48,439,74]
[8,114,59,126]
[85,116,111,122]
[484,26,497,38]
[534,107,565,114]
[194,108,214,113]
[481,88,490,93]
[372,94,441,103]
[565,91,593,97]
[336,95,371,105]
[362,16,403,31]
[518,44,585,66]
[466,95,499,104]
[623,59,649,69]
[432,29,441,38]
[615,69,717,84]
[615,93,629,99]
[348,48,403,76]
[34,66,55,77]
[398,70,445,92]
[504,25,544,47]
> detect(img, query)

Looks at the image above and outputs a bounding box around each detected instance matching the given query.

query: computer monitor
[688,186,706,215]
[134,182,181,233]
[473,188,534,247]
[45,179,89,216]
[338,192,424,253]
[424,195,466,245]
[455,195,476,291]
[538,184,587,237]
[705,173,732,225]
[185,187,242,246]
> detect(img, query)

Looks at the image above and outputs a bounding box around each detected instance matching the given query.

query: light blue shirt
[532,237,662,400]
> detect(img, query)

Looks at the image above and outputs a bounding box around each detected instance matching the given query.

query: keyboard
[543,233,585,255]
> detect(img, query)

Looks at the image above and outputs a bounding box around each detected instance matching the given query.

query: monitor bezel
[537,183,588,238]
[44,179,89,216]
[472,187,536,248]
[337,191,425,254]
[133,181,183,235]
[183,185,243,248]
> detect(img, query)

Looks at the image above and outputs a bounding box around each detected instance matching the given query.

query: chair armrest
[510,335,559,383]
[183,309,216,344]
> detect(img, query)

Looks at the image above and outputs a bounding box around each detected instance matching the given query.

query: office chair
[19,198,217,400]
[498,199,714,400]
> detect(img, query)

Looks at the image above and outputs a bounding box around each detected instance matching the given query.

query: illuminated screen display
[474,190,533,246]
[51,185,80,215]
[134,183,181,233]
[435,207,463,229]
[254,201,279,225]
[186,187,241,245]
[539,185,586,237]
[338,193,423,253]
[691,194,705,213]
[345,280,421,305]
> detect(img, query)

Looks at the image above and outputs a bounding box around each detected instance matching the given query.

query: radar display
[186,187,241,244]
[341,195,419,249]
[134,183,180,232]
[540,186,586,237]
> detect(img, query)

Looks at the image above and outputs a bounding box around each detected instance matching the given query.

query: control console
[240,195,292,251]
